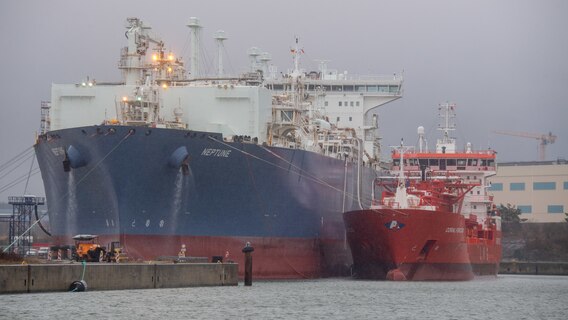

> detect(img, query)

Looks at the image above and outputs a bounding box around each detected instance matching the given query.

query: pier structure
[6,196,45,255]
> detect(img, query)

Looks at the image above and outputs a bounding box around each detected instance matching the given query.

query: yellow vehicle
[72,234,105,262]
[104,241,128,263]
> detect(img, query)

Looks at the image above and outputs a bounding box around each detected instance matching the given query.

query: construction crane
[493,130,557,161]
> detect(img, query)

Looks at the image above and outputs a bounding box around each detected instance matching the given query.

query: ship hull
[51,234,335,278]
[36,125,375,279]
[343,209,501,281]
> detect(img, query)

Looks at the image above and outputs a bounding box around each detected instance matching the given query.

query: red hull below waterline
[343,209,501,281]
[52,234,351,279]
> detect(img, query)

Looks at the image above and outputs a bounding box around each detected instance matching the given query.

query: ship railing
[267,83,402,95]
[382,198,398,208]
[350,74,403,82]
[392,165,497,173]
[264,74,403,82]
[8,196,46,205]
[465,195,492,203]
[400,149,497,155]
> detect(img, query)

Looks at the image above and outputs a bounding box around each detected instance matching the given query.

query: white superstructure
[50,18,272,142]
[45,17,402,163]
[264,47,402,162]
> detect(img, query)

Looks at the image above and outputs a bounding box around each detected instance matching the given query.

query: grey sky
[0,0,567,199]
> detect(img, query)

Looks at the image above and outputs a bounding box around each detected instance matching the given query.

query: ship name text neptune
[201,148,232,158]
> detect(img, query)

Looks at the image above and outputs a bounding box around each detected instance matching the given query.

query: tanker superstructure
[35,17,403,278]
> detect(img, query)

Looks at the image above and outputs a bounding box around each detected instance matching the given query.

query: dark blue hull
[35,125,377,278]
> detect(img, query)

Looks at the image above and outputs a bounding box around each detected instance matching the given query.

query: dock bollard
[242,242,254,286]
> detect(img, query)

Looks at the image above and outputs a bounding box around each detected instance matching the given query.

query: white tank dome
[173,107,183,118]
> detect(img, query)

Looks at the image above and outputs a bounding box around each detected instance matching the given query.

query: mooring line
[4,129,134,252]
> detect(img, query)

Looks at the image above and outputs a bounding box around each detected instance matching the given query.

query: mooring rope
[62,129,134,198]
[69,261,87,292]
[23,153,35,195]
[0,152,35,181]
[3,129,134,253]
[0,168,41,194]
[0,146,34,173]
[260,145,348,192]
[81,260,86,280]
[2,211,49,253]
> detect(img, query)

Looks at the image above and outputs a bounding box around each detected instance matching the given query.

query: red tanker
[344,103,502,280]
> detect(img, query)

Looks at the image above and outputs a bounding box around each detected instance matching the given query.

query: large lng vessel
[34,18,402,278]
[343,103,501,280]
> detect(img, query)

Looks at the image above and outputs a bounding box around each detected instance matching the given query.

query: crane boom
[493,130,557,161]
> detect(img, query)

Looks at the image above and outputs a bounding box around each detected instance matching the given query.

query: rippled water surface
[2,275,567,319]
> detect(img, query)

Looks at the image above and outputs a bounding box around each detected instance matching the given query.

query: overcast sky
[0,0,566,199]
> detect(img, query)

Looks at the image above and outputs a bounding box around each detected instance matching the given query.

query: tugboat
[343,103,501,280]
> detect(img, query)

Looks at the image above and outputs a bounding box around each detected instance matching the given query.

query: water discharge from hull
[65,171,78,238]
[171,170,184,232]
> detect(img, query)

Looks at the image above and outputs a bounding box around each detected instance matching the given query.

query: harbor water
[1,275,567,319]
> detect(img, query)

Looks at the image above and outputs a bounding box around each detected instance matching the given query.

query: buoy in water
[69,280,88,292]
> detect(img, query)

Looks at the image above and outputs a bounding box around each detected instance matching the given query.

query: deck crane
[493,130,557,161]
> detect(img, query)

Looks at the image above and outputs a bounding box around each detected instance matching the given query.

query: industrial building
[488,160,568,222]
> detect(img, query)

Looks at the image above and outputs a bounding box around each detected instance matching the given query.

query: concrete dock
[0,262,238,294]
[499,261,568,276]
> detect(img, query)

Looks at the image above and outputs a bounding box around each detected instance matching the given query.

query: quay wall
[0,263,238,294]
[499,261,568,276]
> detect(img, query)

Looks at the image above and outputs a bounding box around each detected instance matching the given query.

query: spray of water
[65,171,78,238]
[171,170,184,231]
